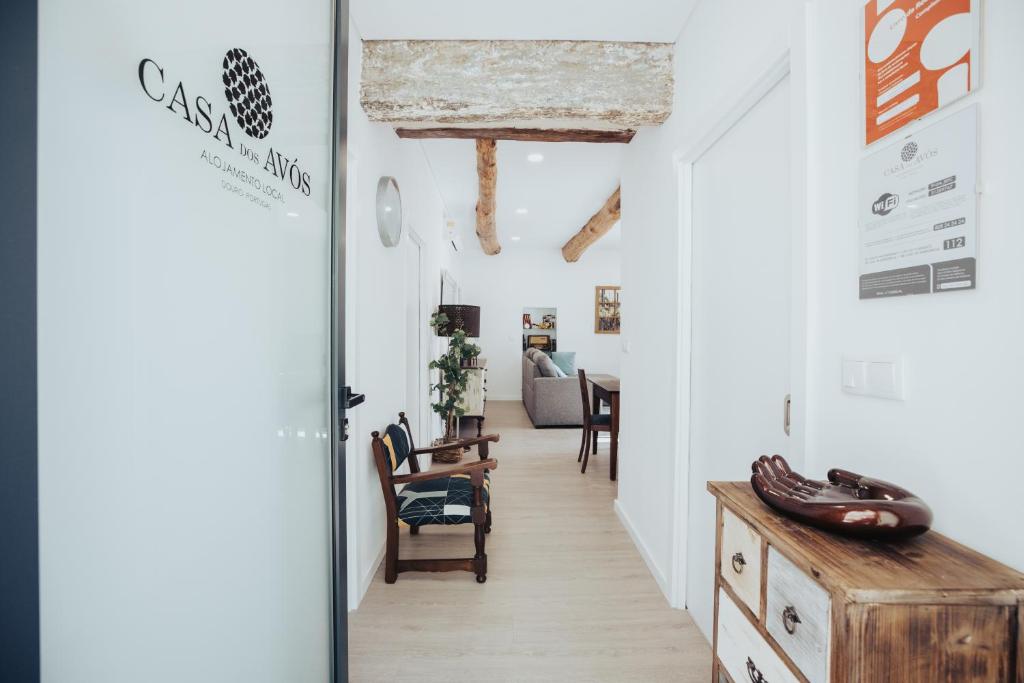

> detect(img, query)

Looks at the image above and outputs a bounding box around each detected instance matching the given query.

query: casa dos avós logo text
[137,48,310,197]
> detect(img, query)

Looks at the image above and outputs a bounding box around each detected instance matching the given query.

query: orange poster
[864,0,977,145]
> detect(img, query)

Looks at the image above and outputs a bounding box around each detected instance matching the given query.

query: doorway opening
[671,56,795,631]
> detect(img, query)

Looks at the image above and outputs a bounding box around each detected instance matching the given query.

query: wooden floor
[348,400,711,682]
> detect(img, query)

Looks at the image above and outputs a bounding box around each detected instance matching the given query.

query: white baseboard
[614,499,671,603]
[349,540,385,612]
[485,394,520,402]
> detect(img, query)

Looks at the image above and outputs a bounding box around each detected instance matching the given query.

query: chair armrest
[392,458,498,485]
[411,433,500,456]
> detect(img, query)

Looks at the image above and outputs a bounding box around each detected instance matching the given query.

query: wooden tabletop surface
[709,481,1024,602]
[588,374,620,392]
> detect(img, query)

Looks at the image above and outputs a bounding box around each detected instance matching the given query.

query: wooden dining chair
[577,369,612,474]
[371,412,499,583]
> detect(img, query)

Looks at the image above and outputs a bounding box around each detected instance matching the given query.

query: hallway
[348,401,710,681]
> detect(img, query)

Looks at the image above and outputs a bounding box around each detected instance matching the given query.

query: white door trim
[344,151,360,610]
[669,52,792,610]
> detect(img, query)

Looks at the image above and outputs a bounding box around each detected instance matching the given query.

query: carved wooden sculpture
[750,455,932,539]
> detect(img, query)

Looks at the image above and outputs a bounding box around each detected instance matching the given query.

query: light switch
[867,360,902,399]
[842,355,904,400]
[842,359,866,390]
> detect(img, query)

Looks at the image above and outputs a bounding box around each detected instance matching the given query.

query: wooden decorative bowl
[750,455,933,540]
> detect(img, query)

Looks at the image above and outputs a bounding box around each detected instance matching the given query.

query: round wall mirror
[375,176,403,247]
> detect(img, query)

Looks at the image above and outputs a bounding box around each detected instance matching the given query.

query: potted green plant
[429,311,481,462]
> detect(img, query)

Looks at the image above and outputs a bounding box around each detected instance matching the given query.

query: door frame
[669,50,805,610]
[343,150,360,611]
[1,0,40,677]
[329,0,351,678]
[406,228,429,448]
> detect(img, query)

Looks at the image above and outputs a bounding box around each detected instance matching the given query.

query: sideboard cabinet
[457,360,487,436]
[708,481,1024,683]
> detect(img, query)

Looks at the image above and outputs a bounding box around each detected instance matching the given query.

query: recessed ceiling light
[527,153,544,163]
[515,207,528,215]
[511,236,521,241]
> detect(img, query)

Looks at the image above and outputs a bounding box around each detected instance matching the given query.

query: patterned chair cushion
[590,413,612,426]
[380,424,411,474]
[396,472,491,526]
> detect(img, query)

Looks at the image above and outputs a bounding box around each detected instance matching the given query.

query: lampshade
[436,305,480,337]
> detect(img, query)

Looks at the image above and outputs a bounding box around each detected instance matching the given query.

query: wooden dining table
[587,374,620,481]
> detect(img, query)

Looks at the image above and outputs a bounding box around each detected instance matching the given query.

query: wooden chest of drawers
[708,481,1024,683]
[457,362,487,435]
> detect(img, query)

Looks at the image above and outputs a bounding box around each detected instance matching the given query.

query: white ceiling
[351,0,697,43]
[419,139,623,254]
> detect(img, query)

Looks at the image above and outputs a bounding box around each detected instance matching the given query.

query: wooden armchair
[370,412,500,584]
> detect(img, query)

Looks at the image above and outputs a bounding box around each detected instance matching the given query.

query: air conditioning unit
[445,218,463,252]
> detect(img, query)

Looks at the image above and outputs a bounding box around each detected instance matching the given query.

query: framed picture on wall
[594,286,621,334]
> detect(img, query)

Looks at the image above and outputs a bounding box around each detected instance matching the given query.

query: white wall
[459,248,622,400]
[620,0,1024,647]
[619,0,799,638]
[345,25,462,609]
[804,0,1024,574]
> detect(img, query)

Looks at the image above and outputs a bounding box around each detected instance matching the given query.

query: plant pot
[430,438,465,464]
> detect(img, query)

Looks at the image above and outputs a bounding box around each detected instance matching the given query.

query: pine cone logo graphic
[222,48,273,139]
[900,142,918,163]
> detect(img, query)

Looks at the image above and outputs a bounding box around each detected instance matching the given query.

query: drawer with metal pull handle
[717,587,799,683]
[782,605,801,634]
[746,656,768,682]
[721,506,762,613]
[766,547,831,682]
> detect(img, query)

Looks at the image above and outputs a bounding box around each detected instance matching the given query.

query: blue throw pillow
[550,351,576,376]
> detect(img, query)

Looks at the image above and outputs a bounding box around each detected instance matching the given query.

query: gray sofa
[522,348,583,427]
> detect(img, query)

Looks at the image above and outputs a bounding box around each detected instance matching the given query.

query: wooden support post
[561,186,621,263]
[475,139,500,255]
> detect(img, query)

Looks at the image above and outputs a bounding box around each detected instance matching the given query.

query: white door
[685,76,792,638]
[37,2,335,680]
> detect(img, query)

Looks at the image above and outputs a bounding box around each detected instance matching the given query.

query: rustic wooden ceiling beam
[362,40,672,131]
[396,127,635,144]
[475,139,500,255]
[561,187,621,263]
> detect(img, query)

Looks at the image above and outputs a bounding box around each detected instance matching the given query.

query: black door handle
[339,387,364,442]
[342,386,365,409]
